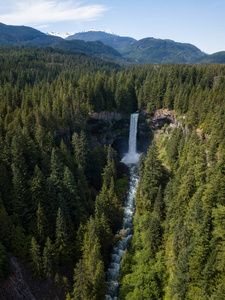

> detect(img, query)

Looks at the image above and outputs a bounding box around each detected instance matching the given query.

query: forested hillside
[120,64,225,299]
[0,46,127,299]
[0,22,62,46]
[1,46,225,299]
[118,38,206,64]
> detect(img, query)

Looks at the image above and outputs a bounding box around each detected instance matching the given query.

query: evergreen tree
[50,148,64,191]
[55,207,68,262]
[30,237,42,276]
[73,259,91,300]
[36,202,47,244]
[62,166,82,226]
[136,141,167,213]
[43,237,55,278]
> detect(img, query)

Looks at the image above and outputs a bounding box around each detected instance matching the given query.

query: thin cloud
[0,0,108,26]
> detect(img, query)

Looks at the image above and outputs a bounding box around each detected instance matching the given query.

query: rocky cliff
[88,109,182,156]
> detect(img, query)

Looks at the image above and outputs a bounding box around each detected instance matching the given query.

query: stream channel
[105,112,140,300]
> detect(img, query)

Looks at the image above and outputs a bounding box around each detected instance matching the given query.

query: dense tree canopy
[1,46,225,299]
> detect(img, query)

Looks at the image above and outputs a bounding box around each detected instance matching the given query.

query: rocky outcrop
[88,109,186,148]
[151,109,176,125]
[144,109,187,135]
[0,256,66,300]
[89,111,124,121]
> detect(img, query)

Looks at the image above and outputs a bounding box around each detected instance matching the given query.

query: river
[105,113,139,299]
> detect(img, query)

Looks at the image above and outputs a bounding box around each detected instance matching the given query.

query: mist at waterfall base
[121,152,140,165]
[105,113,140,300]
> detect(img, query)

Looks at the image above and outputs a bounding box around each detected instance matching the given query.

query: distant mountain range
[46,31,72,39]
[66,30,136,50]
[1,23,225,64]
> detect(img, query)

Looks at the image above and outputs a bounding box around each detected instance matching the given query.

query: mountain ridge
[119,37,206,64]
[0,23,225,64]
[66,30,136,49]
[0,23,126,63]
[65,30,207,63]
[0,22,62,46]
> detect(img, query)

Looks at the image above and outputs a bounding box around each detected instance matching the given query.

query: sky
[0,0,225,54]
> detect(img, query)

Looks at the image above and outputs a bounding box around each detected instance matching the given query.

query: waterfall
[121,112,140,164]
[105,112,139,300]
[129,113,138,154]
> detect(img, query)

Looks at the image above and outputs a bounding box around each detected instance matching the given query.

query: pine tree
[95,177,123,232]
[30,165,46,208]
[137,141,166,213]
[72,132,89,204]
[36,202,47,244]
[62,166,81,224]
[73,259,91,300]
[72,131,87,170]
[72,217,107,299]
[60,140,74,171]
[50,148,64,191]
[102,145,117,189]
[30,237,42,276]
[43,237,55,278]
[153,185,165,221]
[55,207,68,262]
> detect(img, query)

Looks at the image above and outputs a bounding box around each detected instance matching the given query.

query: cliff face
[87,109,182,156]
[0,256,66,300]
[88,112,130,146]
[143,109,187,135]
[89,111,124,121]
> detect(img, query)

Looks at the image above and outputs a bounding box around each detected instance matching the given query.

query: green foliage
[1,47,225,299]
[115,174,129,202]
[36,202,47,245]
[136,141,168,213]
[71,218,107,300]
[120,73,225,298]
[43,237,55,278]
[119,37,206,64]
[30,237,42,276]
[55,207,68,258]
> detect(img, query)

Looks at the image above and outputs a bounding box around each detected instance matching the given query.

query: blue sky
[0,0,224,54]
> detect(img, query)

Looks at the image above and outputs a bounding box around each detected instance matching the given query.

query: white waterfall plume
[122,112,139,165]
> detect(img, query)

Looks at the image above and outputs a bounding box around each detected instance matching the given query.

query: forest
[0,46,225,299]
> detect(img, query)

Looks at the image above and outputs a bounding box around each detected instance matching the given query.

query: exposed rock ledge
[145,109,186,133]
[89,111,125,121]
[88,109,186,147]
[148,109,177,128]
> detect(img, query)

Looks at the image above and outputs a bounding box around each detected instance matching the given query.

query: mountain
[1,23,225,65]
[47,31,72,39]
[114,37,207,64]
[0,23,127,63]
[66,30,136,49]
[66,30,207,64]
[197,51,225,64]
[52,39,125,62]
[0,22,62,46]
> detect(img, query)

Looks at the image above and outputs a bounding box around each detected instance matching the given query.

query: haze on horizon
[0,0,224,55]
